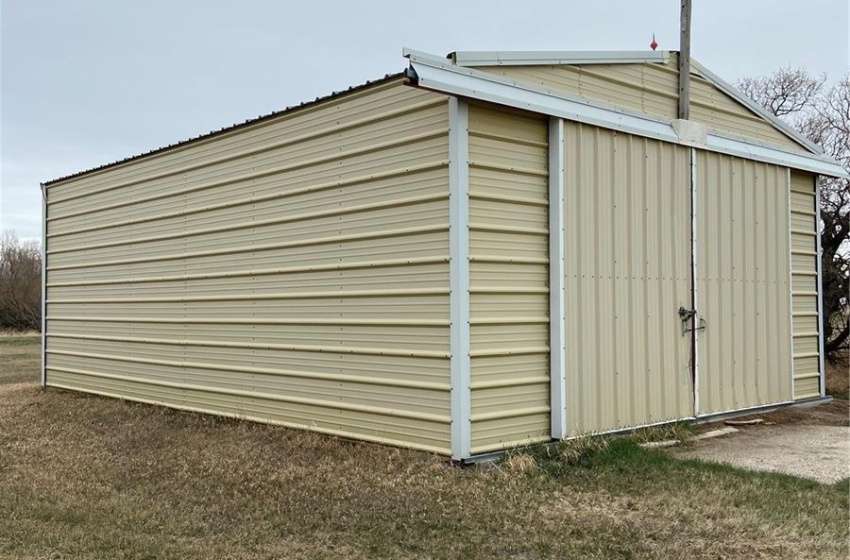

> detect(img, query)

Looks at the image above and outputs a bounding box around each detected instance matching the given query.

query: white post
[448,97,471,460]
[548,117,567,439]
[787,169,796,400]
[40,183,47,387]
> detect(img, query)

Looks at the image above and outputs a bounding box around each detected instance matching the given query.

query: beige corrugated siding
[789,171,822,399]
[467,103,550,454]
[563,121,693,435]
[473,55,805,152]
[45,80,454,454]
[696,152,792,414]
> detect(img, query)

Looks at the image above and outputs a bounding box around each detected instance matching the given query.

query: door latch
[678,307,706,335]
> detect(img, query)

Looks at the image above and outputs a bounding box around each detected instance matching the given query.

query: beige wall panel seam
[49,365,450,422]
[48,287,450,304]
[47,349,449,391]
[49,128,448,221]
[47,256,449,288]
[45,381,450,455]
[48,332,451,359]
[48,224,447,271]
[50,193,448,254]
[49,95,444,204]
[49,161,449,238]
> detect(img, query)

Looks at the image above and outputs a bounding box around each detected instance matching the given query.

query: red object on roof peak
[650,33,658,51]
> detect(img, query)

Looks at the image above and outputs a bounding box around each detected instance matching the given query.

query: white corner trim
[548,117,566,440]
[403,50,847,179]
[691,59,823,155]
[448,97,471,460]
[787,169,795,401]
[815,180,826,397]
[451,50,670,67]
[40,183,47,387]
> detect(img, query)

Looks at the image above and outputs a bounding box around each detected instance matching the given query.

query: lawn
[1,335,848,559]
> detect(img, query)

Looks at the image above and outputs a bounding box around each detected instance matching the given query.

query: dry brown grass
[825,359,849,400]
[1,337,848,559]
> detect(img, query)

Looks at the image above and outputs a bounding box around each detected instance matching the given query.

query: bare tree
[0,231,42,331]
[737,69,849,360]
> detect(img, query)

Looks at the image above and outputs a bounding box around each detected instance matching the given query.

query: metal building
[41,49,846,461]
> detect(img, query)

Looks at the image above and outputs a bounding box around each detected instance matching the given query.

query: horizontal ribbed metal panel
[478,63,678,120]
[563,121,693,435]
[789,171,822,399]
[696,153,792,414]
[467,104,550,454]
[473,55,805,152]
[44,80,454,454]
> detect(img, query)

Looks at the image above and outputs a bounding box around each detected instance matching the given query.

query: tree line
[738,69,849,359]
[0,231,41,331]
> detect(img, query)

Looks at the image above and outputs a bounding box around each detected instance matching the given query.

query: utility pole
[678,0,692,119]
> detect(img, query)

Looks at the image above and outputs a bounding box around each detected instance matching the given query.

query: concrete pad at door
[671,425,850,484]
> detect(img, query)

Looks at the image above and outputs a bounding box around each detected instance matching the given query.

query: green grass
[1,336,848,559]
[0,334,40,385]
[0,334,40,346]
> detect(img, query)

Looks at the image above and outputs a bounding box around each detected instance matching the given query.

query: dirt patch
[673,422,850,483]
[760,398,849,426]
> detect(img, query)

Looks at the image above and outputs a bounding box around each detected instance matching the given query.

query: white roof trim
[450,50,670,67]
[402,49,848,179]
[405,47,823,155]
[404,49,680,143]
[691,60,824,155]
[706,134,846,177]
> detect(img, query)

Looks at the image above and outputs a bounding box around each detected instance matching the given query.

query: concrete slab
[671,424,850,484]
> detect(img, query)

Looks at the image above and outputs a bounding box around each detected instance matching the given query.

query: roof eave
[690,59,824,155]
[43,73,406,187]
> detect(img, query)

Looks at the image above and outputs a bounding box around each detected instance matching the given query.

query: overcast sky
[2,0,848,242]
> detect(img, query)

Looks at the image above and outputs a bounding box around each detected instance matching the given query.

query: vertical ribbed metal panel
[696,152,793,414]
[44,80,454,455]
[563,121,693,435]
[474,56,805,153]
[467,104,551,454]
[789,171,821,399]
